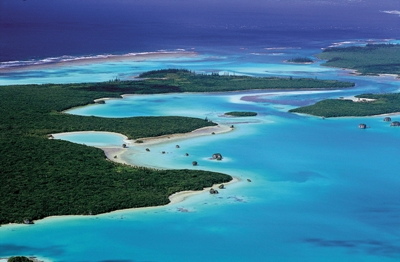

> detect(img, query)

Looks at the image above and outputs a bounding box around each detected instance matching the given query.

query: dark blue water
[1,0,399,62]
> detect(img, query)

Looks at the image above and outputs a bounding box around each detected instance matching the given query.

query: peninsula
[0,69,354,224]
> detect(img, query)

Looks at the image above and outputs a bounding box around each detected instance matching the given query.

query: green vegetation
[138,69,355,91]
[0,82,229,225]
[0,69,354,224]
[225,111,258,117]
[289,93,400,117]
[317,44,400,76]
[287,57,314,63]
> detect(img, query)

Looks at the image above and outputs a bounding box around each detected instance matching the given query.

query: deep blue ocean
[1,0,400,261]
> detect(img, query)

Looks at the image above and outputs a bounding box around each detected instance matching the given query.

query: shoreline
[99,124,237,206]
[0,124,238,227]
[97,124,233,168]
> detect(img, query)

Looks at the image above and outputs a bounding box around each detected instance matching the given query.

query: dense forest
[316,44,400,76]
[289,93,400,117]
[0,81,225,225]
[224,111,258,117]
[138,69,354,90]
[0,69,354,224]
[286,57,314,63]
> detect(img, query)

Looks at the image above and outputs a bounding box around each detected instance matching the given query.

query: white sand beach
[130,124,232,146]
[168,176,239,205]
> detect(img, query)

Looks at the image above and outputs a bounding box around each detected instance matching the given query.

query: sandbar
[131,124,232,146]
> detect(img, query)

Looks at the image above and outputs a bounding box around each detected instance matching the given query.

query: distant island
[0,69,355,225]
[316,43,400,76]
[224,111,258,117]
[137,69,354,90]
[286,57,314,64]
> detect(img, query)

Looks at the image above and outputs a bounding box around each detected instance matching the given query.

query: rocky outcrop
[212,153,223,160]
[209,188,219,194]
[384,117,392,122]
[23,219,34,225]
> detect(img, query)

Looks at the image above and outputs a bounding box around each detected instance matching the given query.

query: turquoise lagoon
[1,44,400,262]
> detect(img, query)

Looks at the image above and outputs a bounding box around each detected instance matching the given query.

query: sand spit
[131,124,232,146]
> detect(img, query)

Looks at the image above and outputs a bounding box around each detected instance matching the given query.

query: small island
[286,57,314,64]
[224,111,257,117]
[289,93,400,118]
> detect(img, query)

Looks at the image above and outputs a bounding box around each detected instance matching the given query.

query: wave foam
[0,50,194,70]
[263,47,301,50]
[381,10,400,16]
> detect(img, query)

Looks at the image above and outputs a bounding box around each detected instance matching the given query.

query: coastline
[5,124,238,227]
[100,124,237,205]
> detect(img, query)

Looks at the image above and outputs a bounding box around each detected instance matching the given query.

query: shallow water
[1,44,400,262]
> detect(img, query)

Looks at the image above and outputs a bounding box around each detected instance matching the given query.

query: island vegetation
[0,69,354,225]
[316,44,400,76]
[137,69,354,90]
[286,57,314,63]
[289,93,400,117]
[224,111,258,117]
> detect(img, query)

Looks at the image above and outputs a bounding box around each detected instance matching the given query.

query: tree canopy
[317,44,400,76]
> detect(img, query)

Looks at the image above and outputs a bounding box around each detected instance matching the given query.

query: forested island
[286,57,314,64]
[137,69,354,90]
[289,93,400,117]
[224,111,258,117]
[0,69,354,225]
[317,44,400,76]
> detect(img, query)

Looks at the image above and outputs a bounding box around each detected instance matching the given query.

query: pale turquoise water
[1,45,400,262]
